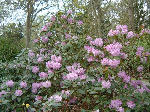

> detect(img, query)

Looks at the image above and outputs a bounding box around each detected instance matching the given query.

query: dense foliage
[0,11,150,112]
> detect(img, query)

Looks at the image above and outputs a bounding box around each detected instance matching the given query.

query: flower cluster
[64,63,86,81]
[101,58,120,68]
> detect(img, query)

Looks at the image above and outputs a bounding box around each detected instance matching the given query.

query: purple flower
[35,96,43,101]
[65,33,71,39]
[67,18,73,24]
[127,101,135,109]
[51,55,62,63]
[110,99,122,108]
[77,20,83,25]
[15,90,23,96]
[65,72,78,81]
[20,81,27,88]
[41,37,49,43]
[32,66,39,74]
[61,15,67,19]
[6,80,14,87]
[0,90,7,97]
[33,39,39,43]
[32,83,41,89]
[137,65,143,72]
[117,107,124,112]
[90,38,103,47]
[101,80,111,89]
[28,50,35,57]
[41,25,48,31]
[126,31,135,39]
[105,42,122,56]
[39,72,48,78]
[42,81,51,88]
[51,16,56,22]
[86,36,92,41]
[37,57,43,63]
[67,10,72,14]
[46,61,61,70]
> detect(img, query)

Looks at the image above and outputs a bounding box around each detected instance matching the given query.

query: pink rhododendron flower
[105,42,122,56]
[41,37,49,43]
[117,107,124,112]
[42,81,51,88]
[15,90,23,96]
[126,31,135,39]
[101,80,111,89]
[39,72,48,78]
[46,61,61,70]
[20,81,27,88]
[77,20,83,25]
[28,50,35,57]
[46,32,52,37]
[65,33,71,39]
[51,55,62,63]
[86,36,92,41]
[66,72,78,81]
[51,16,56,22]
[37,57,43,63]
[33,39,39,43]
[32,66,39,73]
[61,15,67,19]
[6,80,14,87]
[90,38,103,47]
[110,99,122,109]
[127,101,135,109]
[67,18,73,24]
[67,10,72,14]
[137,65,143,72]
[41,25,48,31]
[35,96,43,101]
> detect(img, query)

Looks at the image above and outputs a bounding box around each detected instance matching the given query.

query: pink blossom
[117,107,124,112]
[15,90,23,96]
[51,55,62,63]
[105,42,122,56]
[51,16,56,22]
[37,57,43,63]
[46,32,52,37]
[6,80,14,87]
[127,101,135,109]
[137,65,143,72]
[20,81,27,88]
[41,37,49,43]
[32,66,39,73]
[41,25,48,31]
[35,96,43,101]
[126,31,135,39]
[33,39,39,43]
[67,18,73,24]
[110,99,122,108]
[66,72,78,81]
[65,33,71,39]
[90,38,103,47]
[67,10,72,14]
[39,72,48,78]
[61,15,67,19]
[28,50,35,57]
[86,36,92,41]
[46,61,61,70]
[101,80,111,89]
[42,81,51,88]
[77,20,83,25]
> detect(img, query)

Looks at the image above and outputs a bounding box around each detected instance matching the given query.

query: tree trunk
[26,0,33,48]
[128,0,135,31]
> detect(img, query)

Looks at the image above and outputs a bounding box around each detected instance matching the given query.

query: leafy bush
[0,11,150,112]
[0,37,25,62]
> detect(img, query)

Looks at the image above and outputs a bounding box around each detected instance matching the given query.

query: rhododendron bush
[0,11,150,112]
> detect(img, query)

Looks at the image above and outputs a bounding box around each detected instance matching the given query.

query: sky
[1,0,120,25]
